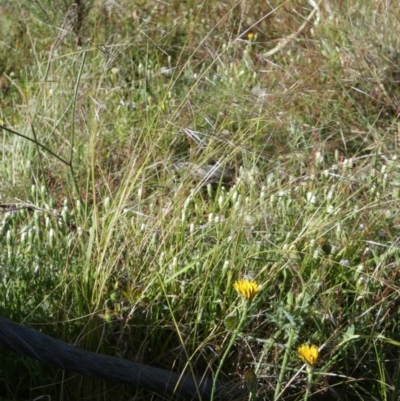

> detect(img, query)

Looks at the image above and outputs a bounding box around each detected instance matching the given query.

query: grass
[1,0,400,400]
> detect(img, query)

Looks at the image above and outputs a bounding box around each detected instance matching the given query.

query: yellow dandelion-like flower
[234,279,258,300]
[247,32,255,41]
[244,368,258,394]
[297,344,319,366]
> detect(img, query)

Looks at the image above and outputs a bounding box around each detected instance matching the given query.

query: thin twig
[262,4,320,58]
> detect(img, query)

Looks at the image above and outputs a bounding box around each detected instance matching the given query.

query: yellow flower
[244,368,258,394]
[247,32,255,41]
[234,279,258,300]
[297,344,319,366]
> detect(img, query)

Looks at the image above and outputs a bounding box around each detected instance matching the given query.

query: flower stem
[211,301,249,401]
[304,365,314,401]
[273,326,295,400]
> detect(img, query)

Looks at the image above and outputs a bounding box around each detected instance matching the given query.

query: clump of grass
[1,1,400,400]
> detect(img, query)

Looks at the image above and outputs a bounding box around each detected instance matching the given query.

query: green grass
[1,0,400,400]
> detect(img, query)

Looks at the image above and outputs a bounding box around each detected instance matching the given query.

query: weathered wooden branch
[0,317,245,400]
